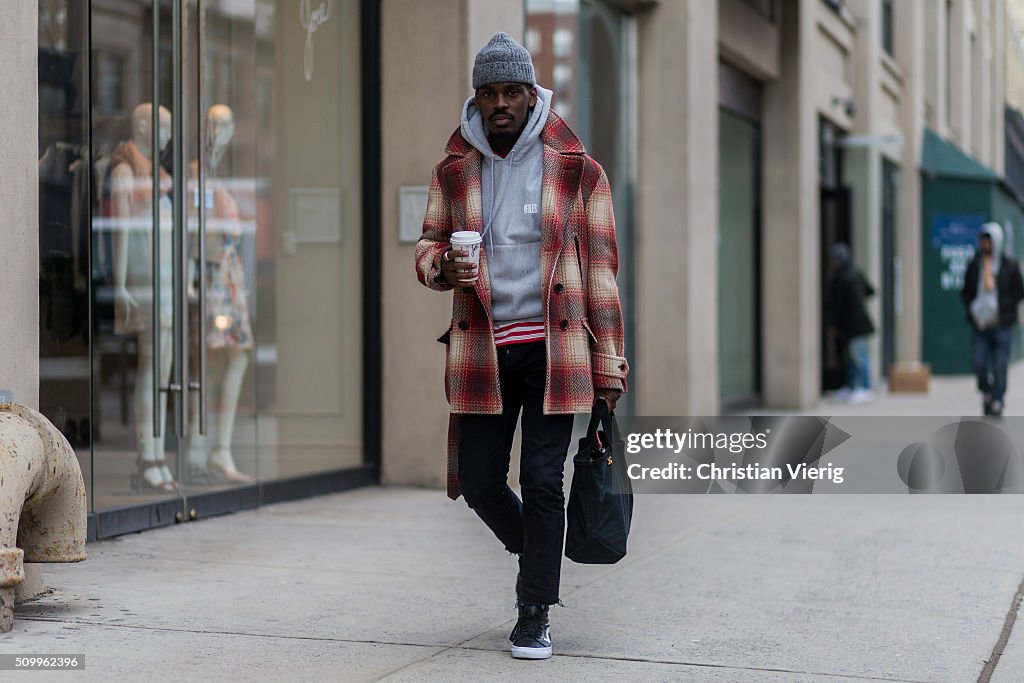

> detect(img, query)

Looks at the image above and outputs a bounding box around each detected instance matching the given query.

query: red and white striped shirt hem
[494,321,546,347]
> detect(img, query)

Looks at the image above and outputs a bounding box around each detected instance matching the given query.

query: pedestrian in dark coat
[828,243,875,403]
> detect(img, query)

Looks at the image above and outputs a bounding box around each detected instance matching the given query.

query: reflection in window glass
[96,52,124,115]
[552,63,572,92]
[526,0,580,130]
[527,0,636,413]
[38,0,93,510]
[553,28,573,58]
[526,28,541,54]
[554,99,572,121]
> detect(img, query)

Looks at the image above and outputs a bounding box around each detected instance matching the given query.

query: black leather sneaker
[510,603,552,659]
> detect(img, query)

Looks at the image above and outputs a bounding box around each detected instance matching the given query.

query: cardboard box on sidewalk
[888,362,931,393]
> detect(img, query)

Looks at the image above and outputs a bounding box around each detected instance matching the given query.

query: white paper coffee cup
[450,231,482,284]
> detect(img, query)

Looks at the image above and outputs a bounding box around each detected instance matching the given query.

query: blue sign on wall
[932,214,985,292]
[931,213,985,248]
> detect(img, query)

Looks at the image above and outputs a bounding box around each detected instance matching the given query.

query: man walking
[962,222,1024,416]
[414,32,628,660]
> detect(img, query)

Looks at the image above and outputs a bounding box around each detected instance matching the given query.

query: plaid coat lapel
[540,147,584,306]
[440,152,493,321]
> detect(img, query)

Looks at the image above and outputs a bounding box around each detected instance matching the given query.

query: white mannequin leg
[188,347,227,473]
[133,325,174,489]
[214,348,247,452]
[186,406,208,472]
[208,348,251,482]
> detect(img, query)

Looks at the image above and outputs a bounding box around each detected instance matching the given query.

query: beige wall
[846,0,884,384]
[0,4,38,409]
[381,0,523,487]
[761,0,819,408]
[1007,0,1024,113]
[895,0,926,364]
[993,0,1007,176]
[634,0,719,415]
[941,0,1003,169]
[923,0,948,134]
[718,0,779,81]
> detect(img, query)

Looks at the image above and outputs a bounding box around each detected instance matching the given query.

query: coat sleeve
[584,163,629,393]
[961,259,978,308]
[414,163,455,291]
[1013,260,1024,305]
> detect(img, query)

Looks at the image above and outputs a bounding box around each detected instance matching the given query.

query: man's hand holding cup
[444,231,483,287]
[442,248,478,286]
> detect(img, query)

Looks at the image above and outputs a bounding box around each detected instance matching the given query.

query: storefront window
[39,0,368,527]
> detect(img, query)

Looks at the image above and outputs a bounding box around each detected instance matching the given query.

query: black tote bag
[565,399,634,564]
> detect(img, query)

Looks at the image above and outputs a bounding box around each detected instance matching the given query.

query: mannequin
[110,103,176,492]
[188,104,254,483]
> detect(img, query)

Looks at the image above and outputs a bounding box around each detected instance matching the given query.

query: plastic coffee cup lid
[451,231,482,244]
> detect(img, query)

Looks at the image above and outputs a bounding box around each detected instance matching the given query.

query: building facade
[2,0,1022,532]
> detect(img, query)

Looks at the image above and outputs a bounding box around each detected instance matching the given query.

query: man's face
[981,234,993,256]
[473,82,537,140]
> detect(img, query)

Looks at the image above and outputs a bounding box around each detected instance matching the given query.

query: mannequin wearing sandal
[187,104,254,485]
[110,103,178,493]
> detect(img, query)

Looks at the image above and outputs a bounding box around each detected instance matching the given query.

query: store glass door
[88,0,266,518]
[39,0,370,534]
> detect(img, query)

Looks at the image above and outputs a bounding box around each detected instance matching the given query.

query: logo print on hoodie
[524,203,538,214]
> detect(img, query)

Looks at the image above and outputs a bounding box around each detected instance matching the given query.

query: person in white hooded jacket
[961,222,1024,416]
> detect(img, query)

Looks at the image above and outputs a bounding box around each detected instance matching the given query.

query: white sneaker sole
[511,644,552,659]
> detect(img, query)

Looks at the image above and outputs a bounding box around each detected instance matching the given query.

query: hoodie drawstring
[481,149,515,258]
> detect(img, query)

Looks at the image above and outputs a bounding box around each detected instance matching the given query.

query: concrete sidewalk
[6,369,1024,682]
[751,361,1024,417]
[4,488,1024,682]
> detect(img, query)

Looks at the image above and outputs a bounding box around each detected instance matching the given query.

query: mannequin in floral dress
[188,104,254,483]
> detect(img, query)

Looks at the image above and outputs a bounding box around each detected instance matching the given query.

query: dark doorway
[881,159,899,378]
[819,119,851,393]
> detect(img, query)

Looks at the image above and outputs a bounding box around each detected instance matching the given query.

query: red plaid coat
[414,110,629,498]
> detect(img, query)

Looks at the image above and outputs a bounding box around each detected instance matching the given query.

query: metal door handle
[196,0,208,435]
[171,0,189,439]
[151,0,162,438]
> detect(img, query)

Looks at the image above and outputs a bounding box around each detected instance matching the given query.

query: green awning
[921,128,1000,181]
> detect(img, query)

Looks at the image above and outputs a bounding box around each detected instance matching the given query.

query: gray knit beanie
[472,32,536,88]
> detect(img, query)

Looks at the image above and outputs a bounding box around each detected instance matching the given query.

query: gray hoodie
[971,222,1004,330]
[459,86,552,326]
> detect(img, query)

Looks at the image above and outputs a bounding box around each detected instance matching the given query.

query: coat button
[554,283,565,294]
[619,364,626,370]
[560,319,569,331]
[458,321,469,331]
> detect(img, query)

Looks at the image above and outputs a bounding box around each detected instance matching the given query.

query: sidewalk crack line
[978,571,1024,682]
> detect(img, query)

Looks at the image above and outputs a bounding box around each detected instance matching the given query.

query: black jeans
[457,341,575,606]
